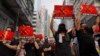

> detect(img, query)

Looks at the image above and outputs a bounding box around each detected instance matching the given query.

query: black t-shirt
[24,43,36,56]
[43,40,51,56]
[76,29,99,56]
[36,43,43,56]
[24,42,43,56]
[0,39,19,56]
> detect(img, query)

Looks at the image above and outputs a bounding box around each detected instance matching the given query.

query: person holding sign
[1,27,17,56]
[92,12,100,54]
[50,18,74,56]
[75,11,99,56]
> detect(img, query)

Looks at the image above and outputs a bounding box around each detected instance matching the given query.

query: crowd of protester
[0,11,100,56]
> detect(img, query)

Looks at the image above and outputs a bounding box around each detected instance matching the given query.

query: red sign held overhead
[3,31,14,40]
[18,26,34,37]
[81,4,97,15]
[0,31,3,40]
[0,31,14,40]
[53,5,73,18]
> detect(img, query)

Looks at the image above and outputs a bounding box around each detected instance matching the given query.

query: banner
[53,5,73,18]
[3,31,14,40]
[34,34,43,40]
[0,31,3,40]
[0,31,14,40]
[81,4,97,15]
[18,26,34,37]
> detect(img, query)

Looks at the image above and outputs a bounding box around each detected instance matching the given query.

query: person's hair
[57,23,66,34]
[7,27,12,29]
[6,27,12,31]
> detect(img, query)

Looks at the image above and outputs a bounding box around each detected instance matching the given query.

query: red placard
[3,31,14,40]
[0,31,3,40]
[81,4,97,15]
[0,31,14,40]
[18,26,34,37]
[53,5,73,18]
[34,34,43,40]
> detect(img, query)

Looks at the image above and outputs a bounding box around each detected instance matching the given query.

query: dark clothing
[53,32,72,56]
[0,40,18,56]
[24,43,36,56]
[76,29,99,56]
[43,39,52,56]
[95,34,100,47]
[98,39,100,47]
[36,43,43,56]
[24,42,43,56]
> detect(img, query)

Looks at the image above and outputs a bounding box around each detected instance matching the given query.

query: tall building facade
[94,0,100,10]
[0,0,34,31]
[37,7,50,37]
[32,0,41,34]
[33,0,50,37]
[16,0,34,24]
[32,11,37,33]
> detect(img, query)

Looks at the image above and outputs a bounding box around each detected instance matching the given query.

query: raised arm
[32,36,40,49]
[3,40,17,50]
[75,12,81,30]
[50,18,55,35]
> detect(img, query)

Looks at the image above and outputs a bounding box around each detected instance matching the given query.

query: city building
[32,0,41,33]
[33,0,50,37]
[32,11,37,33]
[0,0,34,31]
[37,7,50,37]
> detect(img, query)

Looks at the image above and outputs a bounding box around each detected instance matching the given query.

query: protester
[48,40,55,56]
[92,15,100,47]
[43,36,52,56]
[68,27,80,56]
[75,12,99,56]
[92,15,100,55]
[1,27,19,56]
[24,36,41,56]
[50,18,74,56]
[15,39,26,56]
[35,36,44,56]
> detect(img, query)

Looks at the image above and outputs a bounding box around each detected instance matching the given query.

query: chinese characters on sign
[53,5,73,18]
[81,4,97,15]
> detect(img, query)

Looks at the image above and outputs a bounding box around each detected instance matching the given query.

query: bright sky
[42,0,63,30]
[34,0,63,31]
[42,0,63,16]
[39,0,63,16]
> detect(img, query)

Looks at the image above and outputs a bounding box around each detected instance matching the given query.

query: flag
[35,34,43,40]
[3,31,14,40]
[81,4,97,15]
[18,26,34,37]
[0,31,3,40]
[53,5,73,18]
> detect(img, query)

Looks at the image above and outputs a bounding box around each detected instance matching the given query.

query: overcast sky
[42,0,63,16]
[34,0,63,16]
